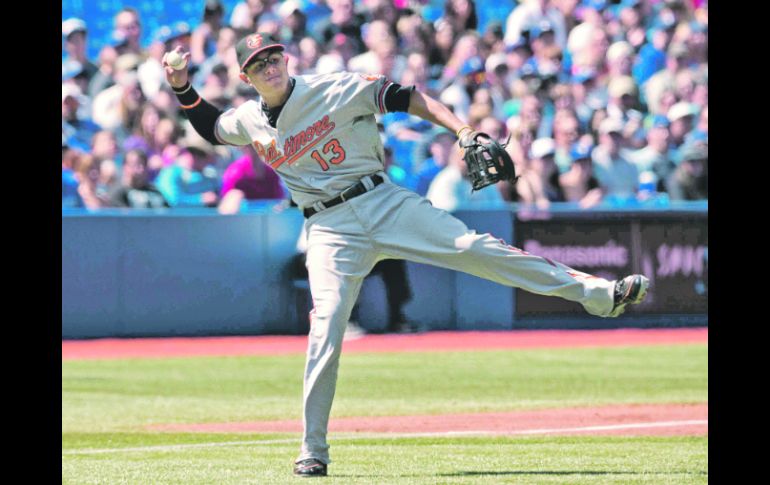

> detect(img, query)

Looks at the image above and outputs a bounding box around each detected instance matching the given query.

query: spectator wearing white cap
[667,101,697,152]
[62,18,98,83]
[591,117,639,201]
[516,137,565,209]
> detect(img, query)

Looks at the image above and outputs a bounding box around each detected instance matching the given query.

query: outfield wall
[62,203,707,338]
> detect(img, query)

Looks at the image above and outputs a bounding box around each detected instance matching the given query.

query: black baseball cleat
[608,275,649,317]
[293,458,327,477]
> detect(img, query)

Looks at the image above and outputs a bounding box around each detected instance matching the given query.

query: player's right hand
[162,47,192,89]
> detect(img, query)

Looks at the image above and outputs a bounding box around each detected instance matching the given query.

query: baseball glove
[459,132,518,191]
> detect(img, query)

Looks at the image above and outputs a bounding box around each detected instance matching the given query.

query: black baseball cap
[235,33,285,72]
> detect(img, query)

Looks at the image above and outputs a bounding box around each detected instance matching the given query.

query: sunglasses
[247,53,283,74]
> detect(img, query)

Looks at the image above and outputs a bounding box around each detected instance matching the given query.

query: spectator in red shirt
[218,147,286,214]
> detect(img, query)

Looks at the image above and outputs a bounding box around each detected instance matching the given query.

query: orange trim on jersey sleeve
[180,96,202,109]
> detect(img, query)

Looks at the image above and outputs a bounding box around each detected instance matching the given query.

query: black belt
[303,174,384,218]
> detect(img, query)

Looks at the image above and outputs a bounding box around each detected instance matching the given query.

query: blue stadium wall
[62,204,708,338]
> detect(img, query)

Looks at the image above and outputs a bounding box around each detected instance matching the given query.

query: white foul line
[509,419,708,435]
[62,419,707,456]
[62,438,299,455]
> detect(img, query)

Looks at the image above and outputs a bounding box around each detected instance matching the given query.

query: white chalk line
[63,419,707,456]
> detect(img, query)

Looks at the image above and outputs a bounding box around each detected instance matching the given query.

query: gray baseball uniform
[214,71,616,465]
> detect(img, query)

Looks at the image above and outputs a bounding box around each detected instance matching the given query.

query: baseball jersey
[214,72,395,209]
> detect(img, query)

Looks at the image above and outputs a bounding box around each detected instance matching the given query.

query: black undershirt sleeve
[172,82,224,145]
[383,82,415,113]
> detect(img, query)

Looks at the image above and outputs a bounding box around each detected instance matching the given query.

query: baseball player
[163,33,649,477]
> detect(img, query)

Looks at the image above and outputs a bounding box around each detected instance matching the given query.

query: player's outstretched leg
[363,185,649,317]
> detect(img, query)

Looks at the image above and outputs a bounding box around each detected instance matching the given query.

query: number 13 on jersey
[311,139,346,171]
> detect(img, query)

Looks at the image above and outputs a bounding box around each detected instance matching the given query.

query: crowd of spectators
[62,0,708,212]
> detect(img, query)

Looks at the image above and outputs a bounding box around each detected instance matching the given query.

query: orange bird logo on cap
[358,73,381,81]
[246,34,263,49]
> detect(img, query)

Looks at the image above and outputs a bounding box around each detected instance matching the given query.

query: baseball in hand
[165,51,188,70]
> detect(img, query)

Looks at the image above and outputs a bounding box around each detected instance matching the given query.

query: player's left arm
[407,89,483,142]
[346,74,479,142]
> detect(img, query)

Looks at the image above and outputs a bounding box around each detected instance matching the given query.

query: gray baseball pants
[297,181,615,464]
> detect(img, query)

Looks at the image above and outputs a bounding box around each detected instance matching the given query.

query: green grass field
[62,344,708,484]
